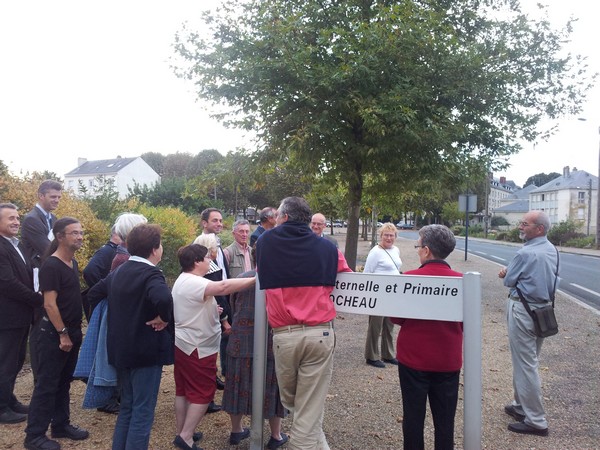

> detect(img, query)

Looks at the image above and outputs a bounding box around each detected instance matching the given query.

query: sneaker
[267,432,289,449]
[51,424,89,441]
[24,435,61,450]
[229,427,250,445]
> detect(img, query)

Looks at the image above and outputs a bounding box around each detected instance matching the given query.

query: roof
[532,169,598,193]
[509,184,538,199]
[65,157,138,176]
[494,199,530,213]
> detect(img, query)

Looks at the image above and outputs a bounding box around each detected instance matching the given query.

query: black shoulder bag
[516,247,560,338]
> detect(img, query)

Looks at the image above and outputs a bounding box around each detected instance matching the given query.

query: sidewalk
[325,230,600,449]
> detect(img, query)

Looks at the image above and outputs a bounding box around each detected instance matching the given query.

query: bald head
[311,213,327,237]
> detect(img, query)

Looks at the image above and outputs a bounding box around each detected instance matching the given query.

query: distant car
[376,222,383,227]
[396,222,413,230]
[333,221,344,228]
[325,221,331,227]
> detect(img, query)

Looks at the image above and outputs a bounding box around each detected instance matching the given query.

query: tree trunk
[344,172,363,270]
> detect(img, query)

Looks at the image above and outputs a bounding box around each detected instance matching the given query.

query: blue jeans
[112,365,162,450]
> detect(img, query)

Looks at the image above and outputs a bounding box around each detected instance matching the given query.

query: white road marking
[489,255,506,262]
[570,283,600,298]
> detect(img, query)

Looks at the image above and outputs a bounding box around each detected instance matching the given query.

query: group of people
[0,178,559,450]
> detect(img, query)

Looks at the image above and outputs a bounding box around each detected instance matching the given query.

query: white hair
[114,213,148,241]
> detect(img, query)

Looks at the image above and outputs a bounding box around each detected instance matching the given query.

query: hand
[146,315,168,331]
[59,334,73,352]
[222,321,232,335]
[498,268,507,279]
[217,306,224,315]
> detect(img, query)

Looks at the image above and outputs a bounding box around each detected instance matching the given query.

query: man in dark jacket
[20,180,62,268]
[0,203,43,424]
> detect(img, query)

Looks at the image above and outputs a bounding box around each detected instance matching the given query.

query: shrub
[491,216,509,227]
[135,204,199,282]
[565,236,595,248]
[547,220,584,246]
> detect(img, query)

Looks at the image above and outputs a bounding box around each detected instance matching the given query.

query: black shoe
[206,401,222,414]
[97,400,120,414]
[366,359,386,368]
[504,404,525,422]
[508,422,548,436]
[193,431,203,442]
[267,432,289,449]
[0,408,27,423]
[383,358,399,365]
[173,434,200,450]
[51,424,89,441]
[10,401,29,414]
[229,427,250,445]
[24,435,61,450]
[216,376,225,390]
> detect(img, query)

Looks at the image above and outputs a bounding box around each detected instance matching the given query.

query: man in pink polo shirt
[256,197,351,450]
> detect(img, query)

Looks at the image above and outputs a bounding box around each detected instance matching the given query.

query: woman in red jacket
[390,224,463,450]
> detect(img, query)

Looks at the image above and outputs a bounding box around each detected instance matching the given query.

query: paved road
[396,230,600,311]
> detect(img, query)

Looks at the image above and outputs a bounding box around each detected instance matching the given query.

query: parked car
[396,222,413,230]
[376,222,383,227]
[333,221,344,227]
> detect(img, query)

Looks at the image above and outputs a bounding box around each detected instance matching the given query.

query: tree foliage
[174,0,594,268]
[523,172,561,188]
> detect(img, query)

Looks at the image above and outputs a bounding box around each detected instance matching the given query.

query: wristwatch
[58,327,69,335]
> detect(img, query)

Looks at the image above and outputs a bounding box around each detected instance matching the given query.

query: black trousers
[0,326,29,412]
[398,362,460,450]
[25,319,82,439]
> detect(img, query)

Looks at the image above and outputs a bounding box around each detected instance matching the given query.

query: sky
[0,0,598,188]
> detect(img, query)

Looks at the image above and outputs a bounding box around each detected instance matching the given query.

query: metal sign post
[251,271,482,450]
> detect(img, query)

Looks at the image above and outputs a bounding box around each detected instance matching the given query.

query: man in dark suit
[21,180,62,268]
[0,203,43,424]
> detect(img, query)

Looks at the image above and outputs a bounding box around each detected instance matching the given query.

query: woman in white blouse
[364,222,402,368]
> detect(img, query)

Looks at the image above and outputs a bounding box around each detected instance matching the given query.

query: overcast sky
[1,0,598,187]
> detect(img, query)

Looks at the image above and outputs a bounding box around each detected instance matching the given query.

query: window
[578,191,585,204]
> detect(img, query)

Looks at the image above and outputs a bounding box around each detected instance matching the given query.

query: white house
[492,184,538,225]
[529,166,598,235]
[488,176,518,213]
[64,156,160,199]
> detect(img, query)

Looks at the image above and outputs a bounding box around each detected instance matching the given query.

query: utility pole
[596,126,600,249]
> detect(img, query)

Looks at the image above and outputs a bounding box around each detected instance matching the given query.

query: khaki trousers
[364,315,395,361]
[272,323,334,450]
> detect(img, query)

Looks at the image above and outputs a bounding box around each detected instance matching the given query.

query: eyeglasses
[311,222,326,227]
[518,221,540,227]
[414,244,426,249]
[66,231,84,237]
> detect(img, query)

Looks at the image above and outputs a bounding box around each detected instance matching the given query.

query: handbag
[515,247,560,338]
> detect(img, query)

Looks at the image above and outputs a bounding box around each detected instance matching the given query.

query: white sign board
[331,272,463,321]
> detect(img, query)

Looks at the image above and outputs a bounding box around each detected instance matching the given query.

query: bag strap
[550,246,559,307]
[380,246,401,272]
[516,245,560,311]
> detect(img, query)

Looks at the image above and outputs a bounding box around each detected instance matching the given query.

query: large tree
[174,0,593,268]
